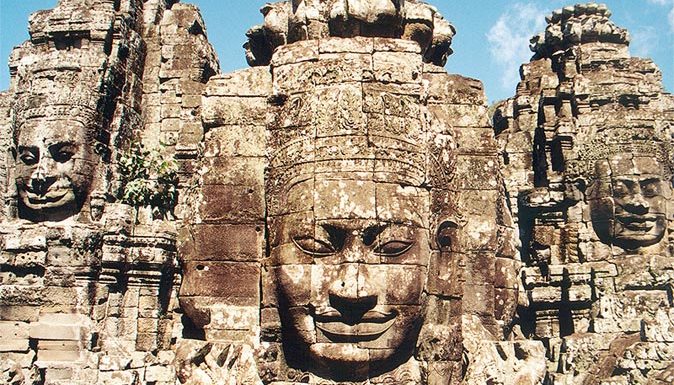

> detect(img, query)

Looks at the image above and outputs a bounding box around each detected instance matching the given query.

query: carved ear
[574,178,587,194]
[94,143,111,162]
[436,220,459,251]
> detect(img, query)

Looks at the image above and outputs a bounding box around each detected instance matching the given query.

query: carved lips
[24,188,69,202]
[616,213,658,232]
[313,308,397,340]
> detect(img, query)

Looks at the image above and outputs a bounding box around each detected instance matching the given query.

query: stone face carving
[270,188,433,377]
[3,0,674,384]
[264,44,453,379]
[496,3,674,384]
[179,0,536,381]
[584,150,671,251]
[12,91,102,222]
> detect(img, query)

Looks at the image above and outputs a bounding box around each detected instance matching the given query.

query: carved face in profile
[587,154,670,250]
[269,178,431,379]
[14,117,97,221]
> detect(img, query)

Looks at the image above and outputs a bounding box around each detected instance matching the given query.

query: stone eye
[374,240,413,257]
[292,237,336,257]
[613,183,629,197]
[641,182,660,197]
[19,150,38,166]
[50,144,75,163]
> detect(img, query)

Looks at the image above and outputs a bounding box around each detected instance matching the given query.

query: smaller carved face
[15,118,96,220]
[588,155,670,250]
[269,179,431,379]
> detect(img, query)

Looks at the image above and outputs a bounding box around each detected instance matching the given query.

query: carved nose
[30,163,57,195]
[329,291,377,324]
[31,176,57,195]
[328,263,377,322]
[624,193,650,214]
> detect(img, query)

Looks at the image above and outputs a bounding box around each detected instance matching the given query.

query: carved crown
[12,84,102,129]
[565,128,674,181]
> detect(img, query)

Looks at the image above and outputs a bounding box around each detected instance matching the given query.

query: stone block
[271,40,320,67]
[454,155,500,191]
[0,306,39,322]
[180,261,261,306]
[424,73,487,105]
[319,36,374,54]
[428,103,490,129]
[372,51,422,84]
[29,323,81,341]
[208,305,259,331]
[179,224,264,262]
[198,184,265,223]
[203,125,266,158]
[426,251,463,298]
[145,365,174,382]
[205,67,272,97]
[200,156,265,186]
[462,284,495,318]
[202,96,267,129]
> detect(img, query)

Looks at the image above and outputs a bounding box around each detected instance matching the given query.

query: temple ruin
[0,1,672,384]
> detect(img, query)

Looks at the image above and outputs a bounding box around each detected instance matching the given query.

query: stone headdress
[565,127,674,183]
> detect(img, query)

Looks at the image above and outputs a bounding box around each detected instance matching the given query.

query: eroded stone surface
[496,3,674,384]
[2,0,672,384]
[0,0,218,384]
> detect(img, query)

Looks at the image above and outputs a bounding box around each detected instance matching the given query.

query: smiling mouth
[313,309,397,340]
[617,215,658,231]
[24,191,69,205]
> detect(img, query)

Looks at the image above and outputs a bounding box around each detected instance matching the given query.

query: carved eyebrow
[17,145,38,152]
[614,178,636,185]
[318,223,347,249]
[46,141,77,149]
[362,223,389,245]
[640,177,662,184]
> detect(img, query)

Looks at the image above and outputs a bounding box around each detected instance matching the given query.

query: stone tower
[496,3,674,384]
[1,1,673,384]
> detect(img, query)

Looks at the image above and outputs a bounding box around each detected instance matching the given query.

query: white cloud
[646,0,674,32]
[487,3,548,91]
[630,27,659,57]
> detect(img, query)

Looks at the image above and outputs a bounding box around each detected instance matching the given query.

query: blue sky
[1,0,672,103]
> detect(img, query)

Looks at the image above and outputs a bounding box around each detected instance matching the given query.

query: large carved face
[588,154,670,250]
[269,178,431,379]
[15,117,96,220]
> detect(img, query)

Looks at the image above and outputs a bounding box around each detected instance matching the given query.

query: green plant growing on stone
[118,142,179,220]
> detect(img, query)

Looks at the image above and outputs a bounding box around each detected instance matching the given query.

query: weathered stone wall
[496,4,674,384]
[0,0,218,384]
[1,0,673,384]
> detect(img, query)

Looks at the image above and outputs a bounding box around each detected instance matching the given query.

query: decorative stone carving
[12,83,105,222]
[177,0,539,382]
[496,3,674,384]
[573,138,673,251]
[263,42,456,382]
[244,0,455,67]
[5,0,674,383]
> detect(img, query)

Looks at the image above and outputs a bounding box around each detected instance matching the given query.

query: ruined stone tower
[0,1,672,384]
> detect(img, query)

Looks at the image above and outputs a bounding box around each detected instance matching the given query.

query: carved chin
[310,343,371,365]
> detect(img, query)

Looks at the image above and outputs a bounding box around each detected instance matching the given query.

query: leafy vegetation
[118,143,179,219]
